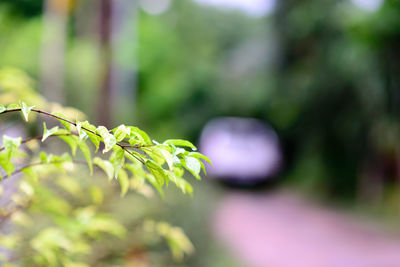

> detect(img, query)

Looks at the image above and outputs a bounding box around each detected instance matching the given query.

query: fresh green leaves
[164,139,197,150]
[20,101,35,122]
[110,146,124,179]
[182,156,201,180]
[146,159,167,186]
[77,140,92,174]
[113,124,130,142]
[96,126,116,153]
[42,122,59,142]
[93,157,114,180]
[0,102,211,198]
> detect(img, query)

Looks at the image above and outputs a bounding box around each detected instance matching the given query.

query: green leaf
[145,172,164,197]
[168,173,193,195]
[183,156,201,180]
[76,121,88,140]
[188,152,212,165]
[80,121,101,152]
[113,124,130,142]
[117,169,129,196]
[22,167,39,182]
[52,112,72,131]
[129,126,152,145]
[164,139,197,150]
[58,135,79,156]
[6,103,19,110]
[93,157,114,180]
[77,140,93,174]
[145,159,166,186]
[19,101,35,122]
[39,151,48,163]
[42,122,59,142]
[0,105,6,113]
[0,152,14,178]
[96,126,116,153]
[110,146,125,179]
[2,135,22,164]
[188,152,211,175]
[3,135,22,150]
[124,150,145,163]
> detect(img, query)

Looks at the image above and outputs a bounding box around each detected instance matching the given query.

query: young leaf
[164,139,197,150]
[145,160,166,186]
[7,103,19,110]
[39,151,48,163]
[117,169,129,196]
[3,135,22,152]
[96,126,116,153]
[129,126,152,145]
[0,104,6,113]
[52,112,72,131]
[3,135,22,162]
[124,150,145,163]
[187,152,212,165]
[76,121,88,140]
[19,101,35,122]
[22,167,39,183]
[42,122,59,142]
[183,156,201,180]
[113,124,130,142]
[110,146,125,179]
[93,157,114,180]
[81,121,101,152]
[58,135,79,156]
[0,152,15,178]
[77,140,93,174]
[145,172,164,197]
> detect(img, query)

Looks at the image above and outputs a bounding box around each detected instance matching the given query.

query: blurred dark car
[199,117,282,186]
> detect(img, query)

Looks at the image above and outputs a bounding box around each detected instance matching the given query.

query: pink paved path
[213,191,400,267]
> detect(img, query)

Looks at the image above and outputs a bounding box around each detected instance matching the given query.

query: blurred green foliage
[2,0,400,264]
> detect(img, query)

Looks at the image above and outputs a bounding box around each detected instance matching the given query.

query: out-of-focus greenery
[0,68,209,266]
[2,0,400,264]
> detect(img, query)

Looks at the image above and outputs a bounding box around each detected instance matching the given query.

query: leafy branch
[0,102,211,197]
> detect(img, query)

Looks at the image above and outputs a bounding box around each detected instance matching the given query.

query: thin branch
[1,108,147,164]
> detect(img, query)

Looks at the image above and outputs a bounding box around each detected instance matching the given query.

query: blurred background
[2,0,400,266]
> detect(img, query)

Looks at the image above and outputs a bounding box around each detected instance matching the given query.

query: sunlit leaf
[187,152,212,165]
[117,169,129,196]
[146,159,166,186]
[6,103,19,110]
[0,152,15,178]
[0,104,6,113]
[96,126,116,153]
[164,139,197,150]
[58,135,79,156]
[81,121,100,152]
[93,157,114,180]
[19,101,35,122]
[110,146,125,179]
[42,122,59,142]
[183,156,201,179]
[113,124,130,142]
[77,140,92,174]
[52,112,72,131]
[129,126,152,145]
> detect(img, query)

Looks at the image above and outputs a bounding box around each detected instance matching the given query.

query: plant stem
[1,108,146,164]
